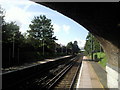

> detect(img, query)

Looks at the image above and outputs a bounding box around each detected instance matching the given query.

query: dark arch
[39,3,119,48]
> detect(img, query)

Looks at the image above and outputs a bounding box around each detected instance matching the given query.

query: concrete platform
[76,56,105,89]
[2,55,72,74]
[91,61,108,88]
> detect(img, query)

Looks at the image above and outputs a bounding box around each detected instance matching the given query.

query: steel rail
[42,63,74,89]
[2,56,75,89]
[29,57,77,88]
[42,57,79,89]
[69,61,82,90]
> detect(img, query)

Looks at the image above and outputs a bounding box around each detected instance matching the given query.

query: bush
[93,52,107,67]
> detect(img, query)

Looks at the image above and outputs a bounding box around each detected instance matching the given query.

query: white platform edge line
[76,61,83,89]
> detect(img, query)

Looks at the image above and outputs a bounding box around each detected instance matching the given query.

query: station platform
[76,56,107,89]
[1,55,72,74]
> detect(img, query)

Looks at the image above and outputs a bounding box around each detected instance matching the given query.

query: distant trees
[66,42,73,54]
[67,41,80,54]
[72,41,80,54]
[67,42,73,50]
[84,32,103,55]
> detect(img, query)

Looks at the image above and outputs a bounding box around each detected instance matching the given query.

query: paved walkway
[76,56,105,89]
[2,55,72,74]
[90,62,108,88]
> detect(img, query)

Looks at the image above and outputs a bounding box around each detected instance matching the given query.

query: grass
[93,52,107,68]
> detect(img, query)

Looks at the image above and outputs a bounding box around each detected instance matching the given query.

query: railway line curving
[2,54,83,90]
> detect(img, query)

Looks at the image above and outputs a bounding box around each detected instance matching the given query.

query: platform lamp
[12,32,15,59]
[91,34,94,61]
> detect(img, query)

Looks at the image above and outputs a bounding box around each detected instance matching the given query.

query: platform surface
[2,55,72,74]
[76,56,105,89]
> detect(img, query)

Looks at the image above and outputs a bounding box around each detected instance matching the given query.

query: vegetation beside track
[84,32,107,68]
[93,52,107,68]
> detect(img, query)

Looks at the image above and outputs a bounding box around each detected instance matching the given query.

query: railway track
[17,56,79,89]
[2,55,83,90]
[35,55,82,90]
[2,55,75,89]
[49,55,82,90]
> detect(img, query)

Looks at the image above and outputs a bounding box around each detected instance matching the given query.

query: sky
[0,0,89,50]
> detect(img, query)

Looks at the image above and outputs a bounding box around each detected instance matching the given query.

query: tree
[84,33,91,55]
[27,15,57,54]
[84,32,103,55]
[67,42,73,49]
[0,5,5,26]
[67,41,80,54]
[2,21,25,47]
[67,42,73,54]
[0,6,6,43]
[72,41,80,54]
[2,21,20,43]
[2,20,26,67]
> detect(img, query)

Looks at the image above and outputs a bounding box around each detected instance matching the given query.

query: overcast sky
[0,0,89,50]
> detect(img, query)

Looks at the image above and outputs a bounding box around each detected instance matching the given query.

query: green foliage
[84,32,103,55]
[0,5,6,25]
[27,15,57,49]
[72,41,80,54]
[67,42,73,50]
[94,52,107,67]
[2,21,24,45]
[84,32,92,55]
[67,41,80,54]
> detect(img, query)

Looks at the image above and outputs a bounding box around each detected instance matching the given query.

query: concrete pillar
[95,36,120,89]
[105,47,119,89]
[106,64,119,89]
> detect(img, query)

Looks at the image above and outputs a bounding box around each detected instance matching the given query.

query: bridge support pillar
[95,36,120,89]
[106,64,119,89]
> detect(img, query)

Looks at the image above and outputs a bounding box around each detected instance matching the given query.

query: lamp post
[12,33,15,58]
[42,26,45,56]
[66,46,67,55]
[62,45,63,54]
[60,44,63,54]
[12,32,16,66]
[99,44,102,59]
[55,43,57,55]
[91,34,93,61]
[43,39,44,56]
